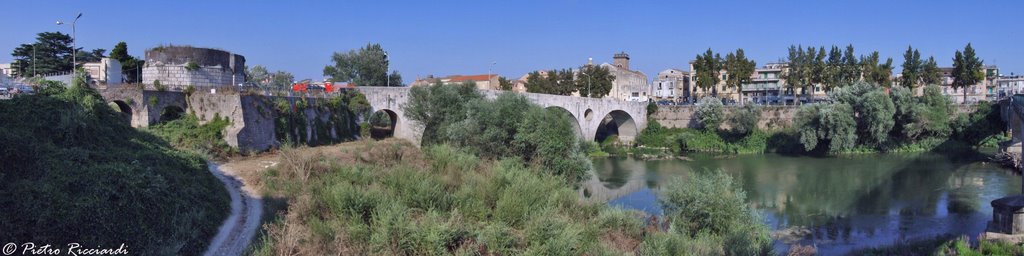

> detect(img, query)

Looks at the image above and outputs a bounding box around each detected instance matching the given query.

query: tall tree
[109,42,144,83]
[246,65,270,87]
[861,51,894,86]
[841,44,860,85]
[11,32,74,77]
[525,69,575,95]
[724,49,756,105]
[498,76,513,90]
[782,45,810,105]
[694,49,723,97]
[921,56,942,86]
[901,46,923,87]
[824,45,844,91]
[951,43,984,103]
[323,43,402,86]
[77,48,106,63]
[807,46,826,101]
[575,64,614,98]
[270,71,294,89]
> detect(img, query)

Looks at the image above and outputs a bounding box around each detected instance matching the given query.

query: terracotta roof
[448,74,495,82]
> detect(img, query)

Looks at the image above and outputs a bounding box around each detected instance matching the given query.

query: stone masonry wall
[655,104,982,130]
[653,105,798,130]
[143,65,237,88]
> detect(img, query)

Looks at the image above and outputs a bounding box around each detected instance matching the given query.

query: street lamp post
[383,51,389,87]
[488,61,495,89]
[57,12,82,78]
[581,70,592,98]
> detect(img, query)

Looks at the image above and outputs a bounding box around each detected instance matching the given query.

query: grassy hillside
[0,80,229,255]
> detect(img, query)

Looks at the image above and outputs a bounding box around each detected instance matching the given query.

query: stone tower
[613,52,630,70]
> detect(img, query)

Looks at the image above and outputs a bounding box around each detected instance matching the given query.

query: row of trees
[692,49,757,104]
[692,43,987,105]
[523,64,615,97]
[783,43,989,104]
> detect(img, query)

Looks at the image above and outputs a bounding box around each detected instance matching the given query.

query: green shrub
[793,103,857,153]
[184,84,197,96]
[647,100,659,116]
[696,97,724,131]
[405,84,591,184]
[660,171,772,255]
[146,113,234,158]
[185,61,200,71]
[153,79,167,91]
[728,104,761,135]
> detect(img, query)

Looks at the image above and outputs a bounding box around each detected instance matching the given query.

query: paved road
[203,162,262,256]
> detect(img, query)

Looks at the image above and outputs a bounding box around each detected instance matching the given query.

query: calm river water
[589,152,1020,255]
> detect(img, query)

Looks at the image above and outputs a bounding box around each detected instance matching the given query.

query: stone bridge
[97,86,649,150]
[356,86,649,145]
[1002,95,1024,156]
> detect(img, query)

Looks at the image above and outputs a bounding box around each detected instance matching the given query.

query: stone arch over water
[545,106,583,138]
[595,110,638,143]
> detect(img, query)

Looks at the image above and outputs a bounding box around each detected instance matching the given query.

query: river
[587,152,1020,255]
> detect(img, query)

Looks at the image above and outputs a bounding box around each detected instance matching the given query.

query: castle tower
[613,52,630,70]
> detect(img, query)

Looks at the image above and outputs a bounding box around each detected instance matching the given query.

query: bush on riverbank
[637,83,1006,156]
[659,171,773,255]
[0,77,230,255]
[405,83,591,184]
[250,142,773,255]
[794,83,1004,154]
[146,113,235,159]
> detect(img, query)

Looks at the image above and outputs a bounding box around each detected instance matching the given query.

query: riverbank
[626,84,1008,159]
[592,151,1022,255]
[217,139,774,255]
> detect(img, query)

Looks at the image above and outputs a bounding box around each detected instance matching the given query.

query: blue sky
[2,1,1022,84]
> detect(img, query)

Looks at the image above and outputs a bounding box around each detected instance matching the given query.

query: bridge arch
[595,110,638,143]
[545,106,583,138]
[369,108,399,140]
[158,105,185,123]
[109,100,133,124]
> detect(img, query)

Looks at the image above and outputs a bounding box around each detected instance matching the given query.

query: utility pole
[58,12,82,78]
[488,61,495,89]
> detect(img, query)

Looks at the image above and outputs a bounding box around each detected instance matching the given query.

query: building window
[632,92,640,97]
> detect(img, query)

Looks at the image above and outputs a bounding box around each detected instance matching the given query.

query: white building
[652,68,688,102]
[82,58,122,86]
[0,63,16,78]
[997,75,1024,98]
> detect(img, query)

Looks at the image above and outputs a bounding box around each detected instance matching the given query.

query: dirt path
[203,162,263,256]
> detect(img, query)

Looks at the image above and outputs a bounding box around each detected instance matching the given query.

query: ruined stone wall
[186,93,355,152]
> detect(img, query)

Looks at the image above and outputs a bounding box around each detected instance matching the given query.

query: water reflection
[590,153,1020,255]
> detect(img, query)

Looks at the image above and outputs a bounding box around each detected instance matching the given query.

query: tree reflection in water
[591,152,1020,255]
